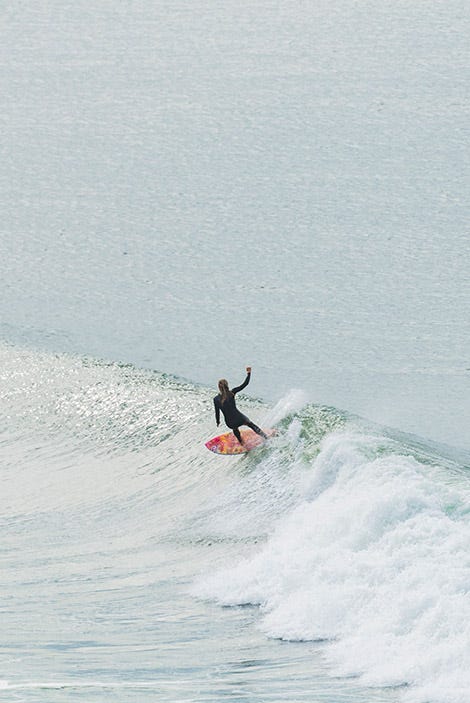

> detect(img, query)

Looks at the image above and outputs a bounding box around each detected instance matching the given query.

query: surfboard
[205,428,275,455]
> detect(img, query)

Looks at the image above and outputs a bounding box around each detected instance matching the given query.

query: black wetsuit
[213,373,266,444]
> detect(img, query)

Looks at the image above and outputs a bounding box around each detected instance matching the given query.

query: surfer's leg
[245,420,268,439]
[233,426,244,444]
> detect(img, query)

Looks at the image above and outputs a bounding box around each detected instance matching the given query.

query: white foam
[195,432,470,702]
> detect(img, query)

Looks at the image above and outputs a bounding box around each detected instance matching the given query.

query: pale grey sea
[1,1,469,701]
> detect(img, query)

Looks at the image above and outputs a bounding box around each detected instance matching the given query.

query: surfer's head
[218,379,230,402]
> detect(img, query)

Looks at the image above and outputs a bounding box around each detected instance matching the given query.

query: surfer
[214,367,268,445]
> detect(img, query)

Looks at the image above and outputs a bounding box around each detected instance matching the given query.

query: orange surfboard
[205,428,275,455]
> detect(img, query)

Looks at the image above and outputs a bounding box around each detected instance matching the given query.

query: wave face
[1,342,469,702]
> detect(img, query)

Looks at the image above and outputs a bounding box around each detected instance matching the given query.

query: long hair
[218,379,231,404]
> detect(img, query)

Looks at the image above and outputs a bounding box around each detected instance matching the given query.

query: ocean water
[1,1,470,701]
[1,344,469,702]
[1,0,469,448]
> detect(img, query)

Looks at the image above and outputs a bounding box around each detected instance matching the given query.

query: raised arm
[231,367,252,395]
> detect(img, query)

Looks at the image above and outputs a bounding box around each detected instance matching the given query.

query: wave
[2,342,469,702]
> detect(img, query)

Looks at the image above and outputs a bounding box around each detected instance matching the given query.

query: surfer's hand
[246,366,251,373]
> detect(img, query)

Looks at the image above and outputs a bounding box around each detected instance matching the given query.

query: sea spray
[261,388,309,428]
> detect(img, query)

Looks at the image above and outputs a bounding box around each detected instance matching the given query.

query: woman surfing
[213,366,268,445]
